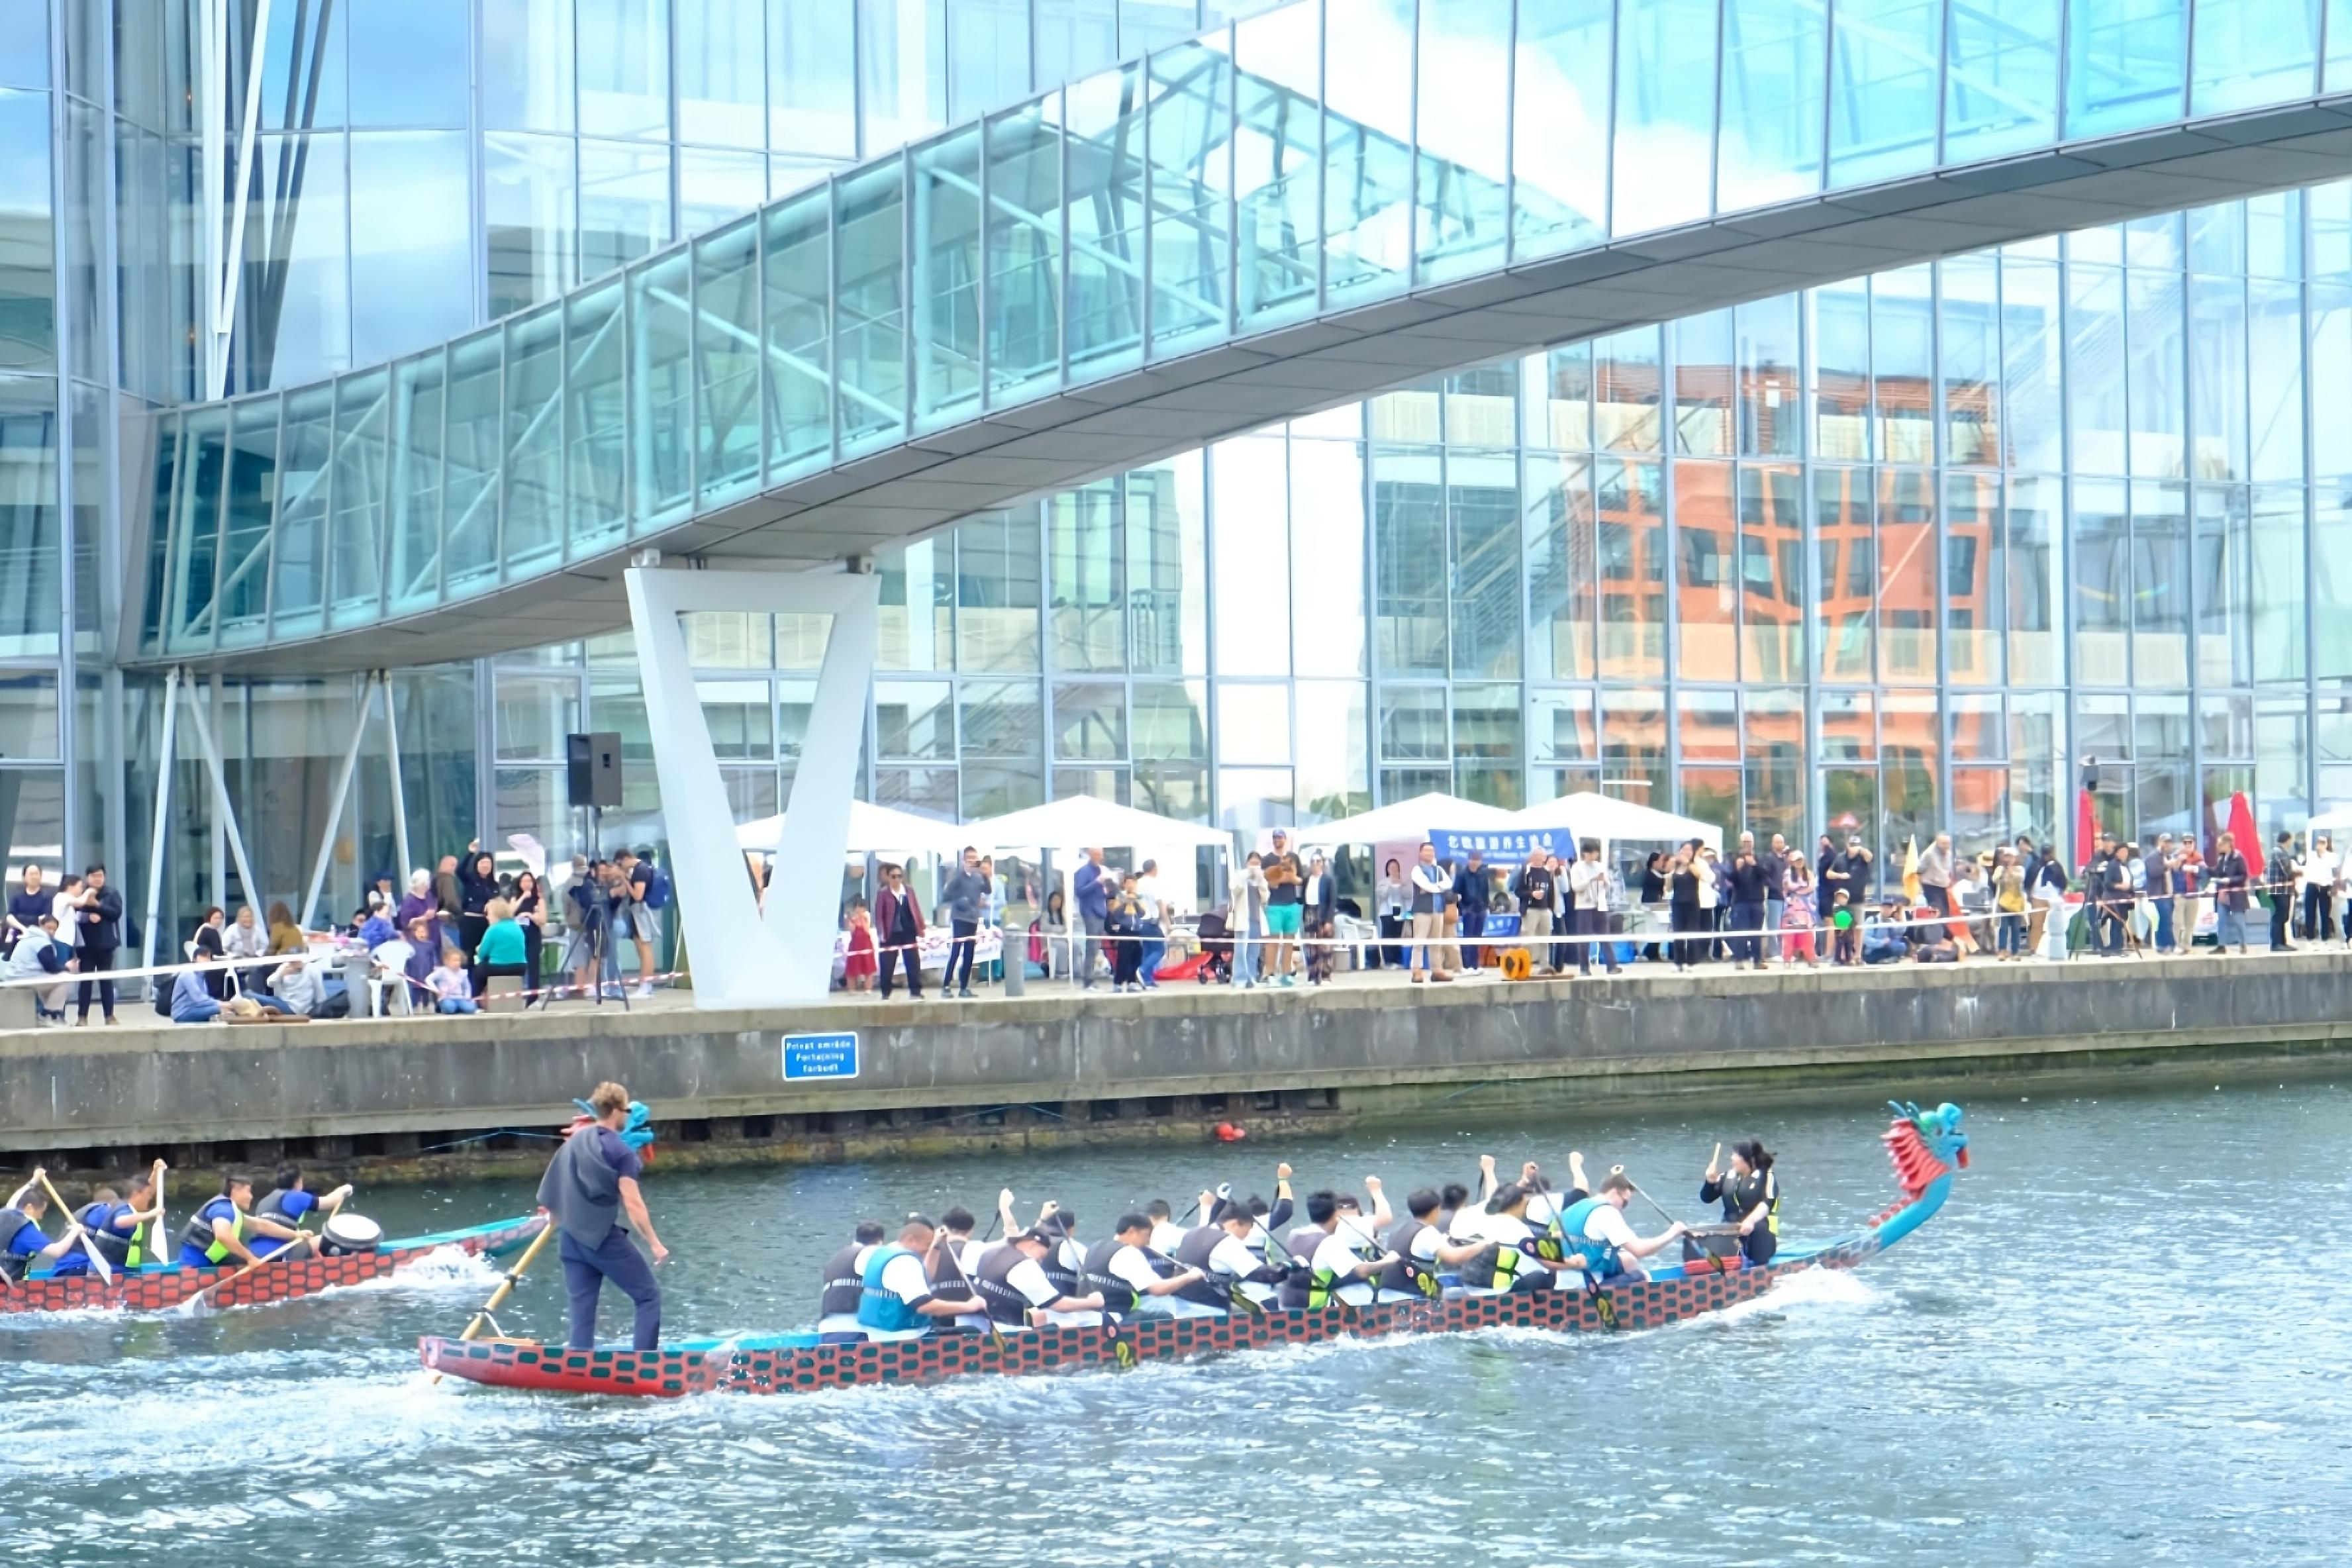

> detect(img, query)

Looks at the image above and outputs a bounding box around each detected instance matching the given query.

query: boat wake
[1703,1264,1879,1326]
[320,1244,502,1297]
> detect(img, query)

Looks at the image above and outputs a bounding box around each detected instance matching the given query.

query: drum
[1680,1224,1743,1262]
[319,1212,384,1256]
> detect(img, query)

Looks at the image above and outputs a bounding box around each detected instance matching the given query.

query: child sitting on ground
[426,948,479,1014]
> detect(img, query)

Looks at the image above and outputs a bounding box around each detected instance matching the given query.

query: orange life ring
[1498,948,1533,981]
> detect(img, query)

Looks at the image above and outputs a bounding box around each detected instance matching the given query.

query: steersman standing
[537,1081,669,1349]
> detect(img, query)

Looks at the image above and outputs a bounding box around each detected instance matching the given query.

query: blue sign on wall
[1429,827,1573,863]
[782,1032,860,1081]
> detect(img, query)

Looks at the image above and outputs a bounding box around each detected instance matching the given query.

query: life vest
[253,1188,307,1225]
[1275,1226,1328,1309]
[855,1244,926,1334]
[180,1198,244,1265]
[1170,1224,1240,1310]
[0,1207,42,1257]
[1081,1238,1145,1315]
[1715,1170,1779,1236]
[72,1201,134,1269]
[1554,1197,1624,1279]
[973,1243,1038,1326]
[1459,1213,1529,1291]
[923,1234,975,1293]
[817,1242,871,1320]
[1379,1217,1441,1299]
[1039,1233,1084,1304]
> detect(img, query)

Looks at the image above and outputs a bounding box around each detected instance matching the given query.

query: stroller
[1194,908,1235,984]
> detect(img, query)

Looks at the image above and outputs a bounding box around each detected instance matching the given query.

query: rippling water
[4,1077,2347,1565]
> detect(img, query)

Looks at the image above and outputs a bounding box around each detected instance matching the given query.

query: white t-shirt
[1481,1212,1571,1292]
[999,1254,1063,1331]
[1105,1242,1163,1297]
[1581,1203,1640,1251]
[1135,874,1164,918]
[1205,1233,1275,1305]
[1307,1230,1377,1306]
[50,891,77,948]
[1148,1220,1187,1254]
[863,1250,938,1342]
[1043,1238,1099,1327]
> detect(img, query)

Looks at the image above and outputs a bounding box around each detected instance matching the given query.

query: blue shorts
[1264,905,1302,936]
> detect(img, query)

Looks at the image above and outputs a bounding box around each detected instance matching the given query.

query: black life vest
[71,1202,133,1268]
[0,1206,39,1257]
[817,1242,869,1318]
[1459,1214,1532,1290]
[180,1198,244,1264]
[1040,1233,1083,1303]
[1171,1224,1238,1310]
[1379,1217,1441,1298]
[1275,1225,1331,1309]
[1081,1237,1147,1315]
[973,1242,1037,1326]
[924,1234,975,1293]
[1714,1170,1780,1235]
[253,1188,304,1224]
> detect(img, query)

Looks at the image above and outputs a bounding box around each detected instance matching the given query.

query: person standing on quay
[538,1081,667,1351]
[2270,830,2298,952]
[2210,832,2253,956]
[1073,847,1110,992]
[70,865,121,1026]
[940,846,990,999]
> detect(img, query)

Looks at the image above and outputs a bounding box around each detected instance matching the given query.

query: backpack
[644,867,671,910]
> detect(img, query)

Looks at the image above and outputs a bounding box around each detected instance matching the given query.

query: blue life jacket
[856,1244,926,1334]
[1553,1197,1625,1280]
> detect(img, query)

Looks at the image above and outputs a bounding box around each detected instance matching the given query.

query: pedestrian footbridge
[130,0,2352,673]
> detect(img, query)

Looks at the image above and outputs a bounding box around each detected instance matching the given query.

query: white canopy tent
[2306,806,2352,838]
[1290,792,1523,846]
[736,800,969,859]
[963,794,1232,854]
[1513,791,1723,851]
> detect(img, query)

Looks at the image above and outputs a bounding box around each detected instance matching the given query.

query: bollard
[1003,944,1025,997]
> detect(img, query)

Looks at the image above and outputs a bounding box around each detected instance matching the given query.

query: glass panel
[2001,252,2064,472]
[962,680,1043,766]
[1219,683,1291,765]
[2068,265,2125,475]
[1054,681,1127,760]
[1741,464,1805,683]
[912,126,983,426]
[1816,466,1872,681]
[1511,0,1612,258]
[763,187,831,479]
[497,671,583,760]
[837,158,908,455]
[1612,0,1717,237]
[2127,267,2185,478]
[387,352,445,612]
[677,0,765,147]
[1373,446,1445,675]
[1939,254,1999,466]
[1128,454,1206,673]
[0,378,58,656]
[697,679,773,760]
[2315,492,2352,676]
[442,332,505,598]
[1322,0,1415,303]
[2249,277,2305,483]
[215,398,280,650]
[879,538,954,669]
[503,304,565,574]
[565,279,628,558]
[2064,0,2184,138]
[958,506,1044,671]
[271,387,331,639]
[1527,453,1595,681]
[1049,479,1124,669]
[1530,343,1593,451]
[0,90,55,371]
[579,139,673,279]
[1945,471,2003,685]
[1601,686,1667,805]
[1414,0,1509,284]
[2195,485,2252,685]
[1065,64,1146,382]
[348,0,467,124]
[1450,452,1520,679]
[1039,0,1120,84]
[630,250,693,528]
[946,0,1032,121]
[1879,470,1937,682]
[2250,483,2306,681]
[579,0,671,140]
[349,132,473,366]
[1675,459,1737,682]
[486,132,579,320]
[1291,439,1365,677]
[1814,279,1870,462]
[986,95,1064,405]
[1121,0,1200,54]
[1594,326,1663,452]
[1944,0,2059,162]
[861,0,949,152]
[2132,480,2191,687]
[1826,0,1940,189]
[1232,3,1320,328]
[1133,680,1208,759]
[876,679,956,759]
[327,369,387,628]
[770,2,858,157]
[2007,475,2064,685]
[2192,0,2319,113]
[1882,689,1939,860]
[2072,476,2130,685]
[680,148,769,233]
[1148,39,1232,354]
[1873,267,1935,464]
[1596,457,1667,679]
[1211,435,1290,675]
[694,219,762,509]
[1716,0,1826,211]
[485,0,575,132]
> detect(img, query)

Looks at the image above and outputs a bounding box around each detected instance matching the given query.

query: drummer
[179,1173,315,1268]
[250,1163,355,1257]
[1700,1140,1781,1265]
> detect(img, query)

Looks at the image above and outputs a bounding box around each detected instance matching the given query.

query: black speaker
[567,731,624,810]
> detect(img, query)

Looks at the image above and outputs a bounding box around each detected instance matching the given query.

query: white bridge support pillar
[624,565,879,1009]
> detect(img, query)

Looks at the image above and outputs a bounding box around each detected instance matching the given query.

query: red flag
[2228,792,2263,883]
[2075,788,2098,870]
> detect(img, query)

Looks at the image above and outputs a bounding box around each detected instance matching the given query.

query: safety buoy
[1498,948,1533,981]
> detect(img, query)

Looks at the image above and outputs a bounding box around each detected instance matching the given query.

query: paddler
[536,1080,668,1350]
[1166,1202,1289,1315]
[924,1208,991,1333]
[1520,1153,1592,1229]
[1700,1140,1781,1264]
[249,1163,354,1256]
[1145,1199,1184,1253]
[1278,1189,1399,1309]
[70,1163,166,1270]
[1554,1173,1689,1283]
[972,1225,1104,1331]
[1082,1213,1208,1318]
[178,1173,315,1268]
[0,1176,78,1276]
[1455,1182,1589,1294]
[1378,1189,1499,1300]
[856,1215,985,1342]
[1036,1206,1096,1326]
[816,1221,887,1343]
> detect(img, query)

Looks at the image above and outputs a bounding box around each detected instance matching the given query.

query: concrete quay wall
[4,954,2347,1179]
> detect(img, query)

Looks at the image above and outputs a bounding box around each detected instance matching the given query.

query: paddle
[35,1172,113,1285]
[430,1218,559,1384]
[147,1160,167,1272]
[194,1228,313,1308]
[1611,1164,1692,1232]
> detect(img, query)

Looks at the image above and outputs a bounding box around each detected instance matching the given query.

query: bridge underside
[145,104,2352,676]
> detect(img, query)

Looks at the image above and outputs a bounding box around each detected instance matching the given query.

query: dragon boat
[420,1103,1966,1399]
[3,1210,548,1316]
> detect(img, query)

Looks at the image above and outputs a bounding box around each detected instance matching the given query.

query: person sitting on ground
[1555,1173,1688,1284]
[426,948,479,1014]
[1700,1140,1781,1265]
[268,953,321,1017]
[179,1172,313,1268]
[1860,900,1909,965]
[250,1163,354,1256]
[471,897,530,1006]
[3,911,77,1024]
[856,1214,987,1342]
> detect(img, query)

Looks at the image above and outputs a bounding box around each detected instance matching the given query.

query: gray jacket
[941,868,991,923]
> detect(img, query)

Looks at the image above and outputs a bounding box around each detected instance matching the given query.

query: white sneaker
[633,982,655,998]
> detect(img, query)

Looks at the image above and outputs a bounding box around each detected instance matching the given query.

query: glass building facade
[5,0,2352,934]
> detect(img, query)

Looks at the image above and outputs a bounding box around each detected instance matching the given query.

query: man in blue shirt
[1072,847,1111,993]
[0,1176,78,1277]
[1452,850,1490,969]
[536,1081,669,1349]
[250,1163,354,1256]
